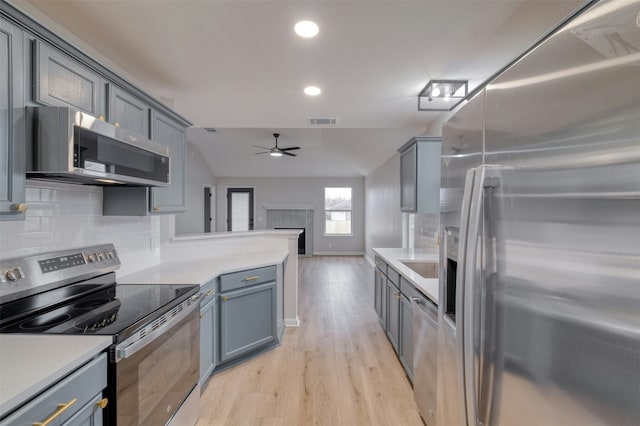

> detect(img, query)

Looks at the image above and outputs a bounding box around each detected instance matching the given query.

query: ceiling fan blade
[252,145,272,150]
[283,151,297,156]
[254,151,271,155]
[280,146,300,151]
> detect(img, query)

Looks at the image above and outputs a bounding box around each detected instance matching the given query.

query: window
[325,187,352,235]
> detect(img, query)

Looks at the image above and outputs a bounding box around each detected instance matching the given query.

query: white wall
[364,154,403,260]
[364,153,441,260]
[215,177,365,255]
[0,181,161,276]
[175,141,217,235]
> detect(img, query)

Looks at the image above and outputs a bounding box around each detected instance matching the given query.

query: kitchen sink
[400,261,439,279]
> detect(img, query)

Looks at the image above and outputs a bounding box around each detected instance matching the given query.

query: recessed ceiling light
[304,86,321,96]
[295,21,319,38]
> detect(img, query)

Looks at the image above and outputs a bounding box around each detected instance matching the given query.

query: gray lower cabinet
[373,256,435,382]
[199,284,217,386]
[0,16,26,219]
[374,268,385,325]
[219,280,277,363]
[386,279,401,354]
[33,39,104,117]
[0,353,108,425]
[399,294,414,380]
[107,83,150,136]
[64,393,105,426]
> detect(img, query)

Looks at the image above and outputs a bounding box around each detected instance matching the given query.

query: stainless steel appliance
[0,245,201,426]
[27,106,170,187]
[439,0,640,425]
[412,291,438,424]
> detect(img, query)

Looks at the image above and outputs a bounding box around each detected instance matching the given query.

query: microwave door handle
[462,165,505,426]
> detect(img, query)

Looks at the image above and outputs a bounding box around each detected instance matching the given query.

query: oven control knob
[87,254,96,263]
[5,269,18,281]
[97,252,105,261]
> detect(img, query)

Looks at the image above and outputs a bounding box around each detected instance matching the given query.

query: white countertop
[0,334,112,416]
[372,247,440,304]
[119,250,289,285]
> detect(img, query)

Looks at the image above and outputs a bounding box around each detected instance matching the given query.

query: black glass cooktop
[0,282,198,341]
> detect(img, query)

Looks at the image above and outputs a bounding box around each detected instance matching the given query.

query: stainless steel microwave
[27,106,170,187]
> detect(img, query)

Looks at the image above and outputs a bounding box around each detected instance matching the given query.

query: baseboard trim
[285,316,300,327]
[312,252,365,256]
[365,254,375,266]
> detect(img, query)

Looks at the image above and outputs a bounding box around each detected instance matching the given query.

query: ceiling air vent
[309,117,338,125]
[204,128,217,133]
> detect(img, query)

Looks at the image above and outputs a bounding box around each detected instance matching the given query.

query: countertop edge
[171,230,302,243]
[0,335,112,417]
[118,250,289,286]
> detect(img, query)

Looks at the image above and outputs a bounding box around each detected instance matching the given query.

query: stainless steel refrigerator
[438,0,640,425]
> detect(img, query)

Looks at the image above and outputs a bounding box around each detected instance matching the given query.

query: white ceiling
[22,0,586,177]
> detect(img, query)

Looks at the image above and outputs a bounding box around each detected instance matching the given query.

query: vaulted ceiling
[18,0,586,177]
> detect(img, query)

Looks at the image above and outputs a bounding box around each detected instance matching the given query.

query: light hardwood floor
[197,256,424,426]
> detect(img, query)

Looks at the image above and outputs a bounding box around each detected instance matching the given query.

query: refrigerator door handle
[461,165,505,426]
[456,167,477,426]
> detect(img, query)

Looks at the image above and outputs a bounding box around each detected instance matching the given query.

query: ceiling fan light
[304,86,321,96]
[270,151,283,157]
[295,21,319,38]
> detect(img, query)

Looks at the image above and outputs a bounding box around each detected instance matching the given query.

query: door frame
[226,187,255,231]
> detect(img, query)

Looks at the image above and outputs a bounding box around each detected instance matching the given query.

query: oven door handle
[115,296,199,361]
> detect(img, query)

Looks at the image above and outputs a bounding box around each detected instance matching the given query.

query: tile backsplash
[0,181,161,276]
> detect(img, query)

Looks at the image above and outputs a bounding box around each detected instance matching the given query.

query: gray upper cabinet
[400,143,417,211]
[150,111,186,213]
[34,40,104,117]
[102,110,187,216]
[107,84,150,136]
[398,137,441,213]
[0,16,26,220]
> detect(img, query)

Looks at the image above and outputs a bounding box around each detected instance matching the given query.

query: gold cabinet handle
[33,398,77,426]
[205,289,214,297]
[96,398,108,409]
[243,276,259,281]
[11,203,28,213]
[152,206,160,212]
[222,296,228,302]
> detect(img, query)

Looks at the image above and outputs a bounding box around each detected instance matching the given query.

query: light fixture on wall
[418,80,468,111]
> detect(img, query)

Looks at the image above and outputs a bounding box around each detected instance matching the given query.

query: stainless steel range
[0,244,201,426]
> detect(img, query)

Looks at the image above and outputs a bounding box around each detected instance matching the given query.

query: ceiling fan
[253,133,300,157]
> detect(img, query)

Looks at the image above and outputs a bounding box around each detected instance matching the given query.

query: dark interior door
[226,188,254,231]
[204,187,211,233]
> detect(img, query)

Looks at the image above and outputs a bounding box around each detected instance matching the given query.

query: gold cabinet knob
[11,203,28,213]
[98,115,105,121]
[96,398,109,409]
[152,206,160,212]
[114,122,120,128]
[222,296,228,302]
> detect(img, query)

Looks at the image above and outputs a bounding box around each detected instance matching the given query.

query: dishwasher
[412,291,438,425]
